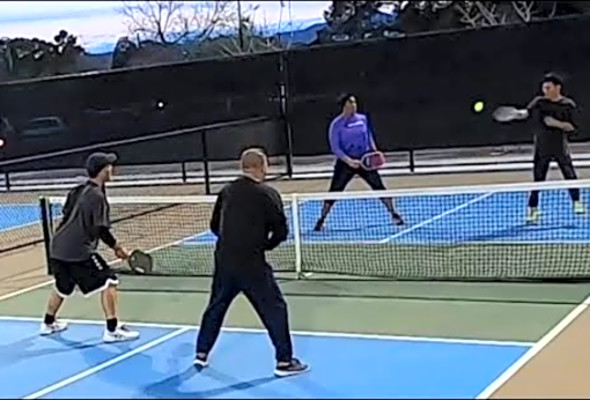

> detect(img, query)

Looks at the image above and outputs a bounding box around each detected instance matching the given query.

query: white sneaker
[103,324,140,343]
[526,207,540,224]
[574,201,586,215]
[40,320,68,336]
[193,354,209,369]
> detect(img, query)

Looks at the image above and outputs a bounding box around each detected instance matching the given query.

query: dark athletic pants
[528,150,580,208]
[324,158,387,206]
[196,255,293,362]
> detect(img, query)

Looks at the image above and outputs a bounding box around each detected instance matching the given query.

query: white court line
[475,294,590,399]
[184,238,590,246]
[0,281,54,302]
[389,239,590,246]
[23,326,190,399]
[0,315,534,348]
[379,192,495,244]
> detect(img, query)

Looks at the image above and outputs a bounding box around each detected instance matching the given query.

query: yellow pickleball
[473,101,484,113]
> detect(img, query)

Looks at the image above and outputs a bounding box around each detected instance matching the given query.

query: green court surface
[1,278,589,343]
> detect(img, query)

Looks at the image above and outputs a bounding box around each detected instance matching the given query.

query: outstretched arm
[513,96,542,120]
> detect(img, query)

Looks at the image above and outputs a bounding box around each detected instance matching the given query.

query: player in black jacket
[194,148,309,378]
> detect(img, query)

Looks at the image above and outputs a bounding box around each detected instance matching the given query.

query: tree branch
[119,1,235,45]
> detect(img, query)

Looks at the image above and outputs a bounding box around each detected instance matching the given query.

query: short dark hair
[338,93,356,109]
[542,73,563,87]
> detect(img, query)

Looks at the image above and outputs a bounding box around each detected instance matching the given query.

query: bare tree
[212,5,286,56]
[323,1,586,38]
[453,1,552,27]
[120,1,236,45]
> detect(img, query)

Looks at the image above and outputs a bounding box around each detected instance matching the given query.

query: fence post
[201,130,211,195]
[279,51,294,178]
[409,149,415,173]
[181,161,187,183]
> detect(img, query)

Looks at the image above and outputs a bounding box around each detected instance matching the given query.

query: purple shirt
[329,113,376,160]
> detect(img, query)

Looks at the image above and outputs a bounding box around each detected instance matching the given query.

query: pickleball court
[1,178,590,398]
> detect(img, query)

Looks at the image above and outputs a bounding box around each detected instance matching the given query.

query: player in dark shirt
[39,152,139,342]
[512,73,585,223]
[194,148,309,377]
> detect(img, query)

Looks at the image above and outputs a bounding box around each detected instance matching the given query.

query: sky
[0,1,330,54]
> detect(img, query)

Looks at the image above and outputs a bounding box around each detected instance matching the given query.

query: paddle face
[361,151,385,171]
[493,106,520,122]
[128,250,153,274]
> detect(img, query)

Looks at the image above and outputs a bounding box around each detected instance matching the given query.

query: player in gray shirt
[39,152,139,342]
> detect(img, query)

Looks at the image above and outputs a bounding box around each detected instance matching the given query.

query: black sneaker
[193,353,208,369]
[313,218,325,232]
[392,213,404,226]
[274,358,310,377]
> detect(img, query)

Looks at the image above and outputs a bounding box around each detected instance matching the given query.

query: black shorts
[50,253,119,298]
[329,158,386,192]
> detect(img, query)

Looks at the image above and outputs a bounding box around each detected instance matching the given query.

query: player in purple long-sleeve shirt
[314,94,404,231]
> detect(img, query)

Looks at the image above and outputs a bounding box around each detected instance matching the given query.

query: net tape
[46,178,590,281]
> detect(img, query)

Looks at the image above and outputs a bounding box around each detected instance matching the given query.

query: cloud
[0,1,117,20]
[0,1,330,53]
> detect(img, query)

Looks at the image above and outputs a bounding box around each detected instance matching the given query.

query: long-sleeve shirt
[210,175,288,269]
[329,113,377,160]
[51,181,117,262]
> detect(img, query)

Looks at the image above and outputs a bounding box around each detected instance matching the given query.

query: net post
[39,197,53,276]
[409,149,415,173]
[291,194,303,278]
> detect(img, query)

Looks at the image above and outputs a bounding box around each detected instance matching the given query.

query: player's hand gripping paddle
[128,250,153,274]
[360,151,385,171]
[492,106,525,122]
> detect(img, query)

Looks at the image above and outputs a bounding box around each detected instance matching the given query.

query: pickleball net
[41,178,590,282]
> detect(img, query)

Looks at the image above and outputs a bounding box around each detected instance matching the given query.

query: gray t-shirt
[50,181,111,262]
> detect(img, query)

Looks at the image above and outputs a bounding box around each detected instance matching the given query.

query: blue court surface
[0,204,47,233]
[182,189,590,247]
[2,189,588,246]
[0,317,532,399]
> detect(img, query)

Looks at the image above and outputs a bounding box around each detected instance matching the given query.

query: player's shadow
[142,366,277,399]
[140,342,280,398]
[462,222,580,243]
[43,335,281,398]
[0,334,100,367]
[302,222,393,238]
[48,333,158,396]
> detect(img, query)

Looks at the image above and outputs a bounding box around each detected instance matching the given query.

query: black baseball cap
[86,152,117,178]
